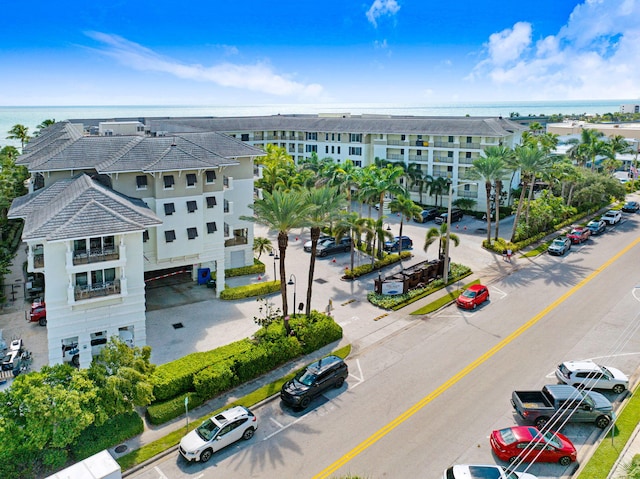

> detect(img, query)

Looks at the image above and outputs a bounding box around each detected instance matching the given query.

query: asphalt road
[129,210,640,478]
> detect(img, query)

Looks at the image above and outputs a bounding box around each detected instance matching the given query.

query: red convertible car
[490,425,576,466]
[455,284,489,309]
[566,227,591,244]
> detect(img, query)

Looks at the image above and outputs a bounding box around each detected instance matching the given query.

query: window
[206,170,216,183]
[448,136,454,143]
[325,133,329,141]
[348,146,362,156]
[187,227,198,240]
[417,150,422,156]
[401,134,406,141]
[186,173,197,187]
[206,196,217,208]
[164,203,175,215]
[187,200,197,213]
[165,230,176,242]
[325,146,329,154]
[207,222,217,234]
[163,175,175,189]
[306,144,318,153]
[136,175,147,189]
[305,132,317,141]
[466,136,472,143]
[337,146,341,154]
[350,133,362,142]
[142,230,149,242]
[241,133,249,141]
[400,149,404,154]
[466,152,472,158]
[338,133,341,141]
[224,199,230,213]
[331,146,334,154]
[448,151,454,157]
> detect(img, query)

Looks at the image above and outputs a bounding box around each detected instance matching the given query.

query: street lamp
[385,223,391,231]
[269,250,279,279]
[443,179,476,284]
[287,274,297,317]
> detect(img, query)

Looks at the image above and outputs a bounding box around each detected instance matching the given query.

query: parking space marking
[263,413,309,440]
[153,466,169,479]
[270,417,284,428]
[348,359,364,388]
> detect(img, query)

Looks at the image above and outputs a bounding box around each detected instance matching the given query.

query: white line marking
[270,417,284,428]
[154,466,169,479]
[264,415,307,440]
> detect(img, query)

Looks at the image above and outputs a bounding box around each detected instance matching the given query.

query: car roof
[213,406,251,424]
[307,354,343,373]
[467,284,486,292]
[560,360,602,373]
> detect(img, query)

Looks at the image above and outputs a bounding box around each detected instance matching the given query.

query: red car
[566,227,591,244]
[455,284,489,309]
[490,426,577,466]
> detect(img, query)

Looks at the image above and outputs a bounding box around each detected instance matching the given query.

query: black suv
[434,208,463,224]
[280,355,348,409]
[316,237,351,257]
[415,208,439,223]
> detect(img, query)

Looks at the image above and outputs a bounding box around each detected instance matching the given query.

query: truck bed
[512,390,554,409]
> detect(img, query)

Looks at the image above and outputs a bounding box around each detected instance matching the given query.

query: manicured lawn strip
[410,279,480,315]
[577,387,640,479]
[117,344,351,471]
[521,240,551,258]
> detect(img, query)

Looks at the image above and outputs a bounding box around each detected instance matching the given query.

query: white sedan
[443,464,538,479]
[555,360,629,394]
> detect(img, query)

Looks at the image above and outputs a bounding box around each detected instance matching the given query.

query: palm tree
[466,153,507,244]
[303,186,346,316]
[241,190,311,317]
[423,223,460,259]
[389,195,422,255]
[7,124,31,149]
[429,176,449,209]
[334,211,367,275]
[371,218,394,265]
[566,129,607,170]
[252,237,273,260]
[326,159,361,212]
[35,119,56,136]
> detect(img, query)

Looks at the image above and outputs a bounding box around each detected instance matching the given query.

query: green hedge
[151,340,253,402]
[193,362,237,399]
[212,259,265,279]
[344,251,412,279]
[147,391,207,425]
[70,411,144,460]
[219,280,280,299]
[291,312,344,353]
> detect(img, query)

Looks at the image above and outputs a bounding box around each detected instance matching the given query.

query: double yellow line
[313,236,640,479]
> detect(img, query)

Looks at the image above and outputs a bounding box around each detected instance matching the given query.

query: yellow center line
[313,235,640,479]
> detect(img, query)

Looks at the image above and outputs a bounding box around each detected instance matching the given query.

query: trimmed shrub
[193,361,237,399]
[343,251,412,279]
[290,312,344,353]
[71,411,144,460]
[211,259,266,280]
[147,391,206,425]
[219,280,280,300]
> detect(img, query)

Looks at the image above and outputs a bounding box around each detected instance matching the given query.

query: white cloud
[469,0,640,100]
[85,32,324,99]
[366,0,401,28]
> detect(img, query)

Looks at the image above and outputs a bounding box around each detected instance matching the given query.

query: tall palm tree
[7,124,31,149]
[389,195,422,255]
[429,176,449,209]
[326,160,361,212]
[566,129,607,170]
[423,223,460,259]
[241,190,311,317]
[334,211,367,274]
[467,155,505,244]
[303,186,346,316]
[367,165,406,255]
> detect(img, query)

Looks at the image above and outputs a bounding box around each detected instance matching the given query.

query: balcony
[433,156,454,164]
[461,142,481,149]
[34,253,44,268]
[74,280,121,301]
[73,247,119,265]
[387,140,401,146]
[433,141,457,148]
[459,157,477,165]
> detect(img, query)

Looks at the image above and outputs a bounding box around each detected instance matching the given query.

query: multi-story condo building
[9,121,265,367]
[143,113,527,211]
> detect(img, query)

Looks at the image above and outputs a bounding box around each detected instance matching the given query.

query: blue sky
[2,0,639,106]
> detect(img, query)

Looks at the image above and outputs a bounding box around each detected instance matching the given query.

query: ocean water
[0,99,635,149]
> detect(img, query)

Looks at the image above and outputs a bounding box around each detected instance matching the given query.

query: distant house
[9,121,265,367]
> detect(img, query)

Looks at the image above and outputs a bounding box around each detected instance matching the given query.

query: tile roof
[8,174,162,241]
[17,121,265,173]
[146,114,527,137]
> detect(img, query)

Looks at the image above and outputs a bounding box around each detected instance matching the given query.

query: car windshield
[295,368,317,386]
[467,466,505,479]
[462,290,477,298]
[497,428,517,445]
[196,418,220,441]
[530,427,561,448]
[600,366,613,378]
[553,239,565,246]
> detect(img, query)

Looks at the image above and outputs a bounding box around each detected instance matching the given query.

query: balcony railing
[459,157,477,165]
[461,142,481,149]
[74,280,121,301]
[73,247,119,265]
[433,141,457,148]
[224,236,249,247]
[433,156,454,163]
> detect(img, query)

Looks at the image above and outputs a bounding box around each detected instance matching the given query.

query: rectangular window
[400,149,404,154]
[206,170,216,183]
[448,136,454,143]
[163,175,175,189]
[401,134,406,141]
[331,146,335,154]
[305,144,318,153]
[187,227,198,240]
[325,145,329,154]
[207,222,217,234]
[466,136,472,143]
[338,134,341,141]
[186,173,197,187]
[165,230,176,242]
[206,196,217,208]
[417,150,422,156]
[448,151,454,158]
[348,147,362,156]
[325,133,329,141]
[164,203,175,215]
[142,230,149,242]
[241,133,249,141]
[305,132,318,141]
[337,146,341,154]
[187,200,197,213]
[466,152,472,158]
[350,133,362,142]
[136,175,147,189]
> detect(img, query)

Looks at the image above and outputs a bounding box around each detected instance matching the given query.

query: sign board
[381,281,404,296]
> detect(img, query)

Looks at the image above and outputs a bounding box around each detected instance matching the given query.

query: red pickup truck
[26,300,47,326]
[567,227,591,244]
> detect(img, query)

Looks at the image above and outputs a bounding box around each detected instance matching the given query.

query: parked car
[383,235,413,252]
[456,284,489,310]
[586,219,606,235]
[555,360,629,394]
[416,208,439,223]
[303,235,333,252]
[26,300,47,326]
[179,406,258,462]
[280,355,348,409]
[602,209,622,225]
[1,349,20,371]
[547,237,571,256]
[490,425,576,466]
[435,208,463,224]
[566,227,591,244]
[316,237,351,257]
[443,465,538,479]
[622,201,640,213]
